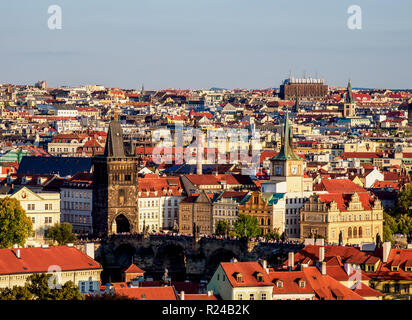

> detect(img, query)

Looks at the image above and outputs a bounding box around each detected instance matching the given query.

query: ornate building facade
[300,190,384,245]
[92,118,139,236]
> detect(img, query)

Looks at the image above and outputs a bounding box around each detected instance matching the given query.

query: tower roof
[104,120,126,158]
[271,110,301,161]
[345,80,354,104]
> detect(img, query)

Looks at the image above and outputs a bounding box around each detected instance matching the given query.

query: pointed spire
[345,79,354,104]
[104,119,126,158]
[271,108,301,161]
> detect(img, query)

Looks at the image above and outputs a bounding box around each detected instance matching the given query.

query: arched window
[353,227,357,238]
[359,227,363,238]
[348,227,352,238]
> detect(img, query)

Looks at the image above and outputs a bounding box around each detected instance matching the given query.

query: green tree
[46,222,77,245]
[53,281,84,300]
[233,214,261,238]
[264,231,280,240]
[0,286,34,300]
[398,186,412,215]
[215,220,230,236]
[26,274,83,300]
[383,211,397,244]
[0,274,83,300]
[0,197,33,248]
[397,214,412,235]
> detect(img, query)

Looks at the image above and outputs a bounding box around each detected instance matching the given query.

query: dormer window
[234,272,243,283]
[276,280,283,288]
[391,266,399,272]
[298,279,306,288]
[255,272,264,282]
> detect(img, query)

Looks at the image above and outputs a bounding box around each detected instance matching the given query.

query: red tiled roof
[340,152,382,159]
[372,181,399,190]
[319,179,367,193]
[220,262,273,288]
[0,246,101,275]
[122,264,145,274]
[352,282,384,298]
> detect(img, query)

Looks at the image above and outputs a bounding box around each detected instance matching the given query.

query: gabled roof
[220,262,273,288]
[0,246,101,275]
[122,264,145,274]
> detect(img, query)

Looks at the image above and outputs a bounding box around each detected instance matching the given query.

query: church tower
[266,110,305,193]
[343,80,356,117]
[92,109,139,236]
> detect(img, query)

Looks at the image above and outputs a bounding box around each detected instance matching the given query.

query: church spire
[345,79,354,104]
[271,108,301,161]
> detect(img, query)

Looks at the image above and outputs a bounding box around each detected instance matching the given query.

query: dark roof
[17,156,92,177]
[104,120,126,158]
[163,164,227,175]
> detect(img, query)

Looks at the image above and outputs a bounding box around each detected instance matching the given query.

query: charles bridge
[75,234,305,283]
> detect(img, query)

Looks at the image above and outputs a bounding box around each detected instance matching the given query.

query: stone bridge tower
[92,111,139,236]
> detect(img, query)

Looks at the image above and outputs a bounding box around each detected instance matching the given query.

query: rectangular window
[261,293,266,300]
[249,294,254,300]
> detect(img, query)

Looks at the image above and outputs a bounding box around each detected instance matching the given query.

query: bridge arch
[153,242,187,278]
[205,248,238,276]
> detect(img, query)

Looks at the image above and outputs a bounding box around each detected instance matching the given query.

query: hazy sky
[0,0,411,90]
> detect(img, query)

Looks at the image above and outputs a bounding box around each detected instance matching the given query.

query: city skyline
[0,0,411,90]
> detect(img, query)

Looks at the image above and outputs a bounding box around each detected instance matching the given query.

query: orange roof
[351,282,384,298]
[319,179,366,193]
[122,264,145,274]
[290,245,374,266]
[220,262,273,288]
[0,246,101,275]
[303,267,364,300]
[269,270,314,295]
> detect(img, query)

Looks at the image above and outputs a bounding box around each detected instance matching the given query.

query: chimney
[259,259,267,269]
[16,249,21,259]
[288,252,294,269]
[85,243,95,260]
[319,246,325,263]
[180,291,185,300]
[382,241,391,263]
[344,263,352,276]
[321,262,327,275]
[231,258,238,263]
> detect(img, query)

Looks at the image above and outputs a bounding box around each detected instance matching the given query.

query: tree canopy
[46,222,77,245]
[0,197,33,248]
[233,214,261,238]
[0,274,84,300]
[215,220,230,236]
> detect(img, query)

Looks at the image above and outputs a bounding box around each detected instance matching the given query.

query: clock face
[291,165,298,175]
